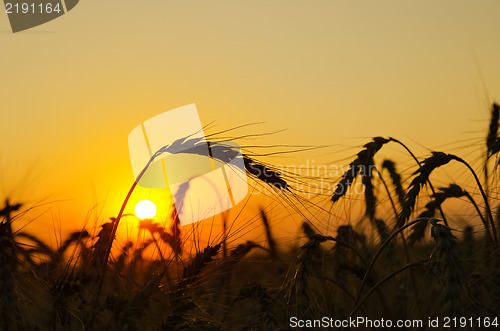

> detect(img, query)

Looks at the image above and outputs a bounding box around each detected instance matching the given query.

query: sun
[135,200,157,219]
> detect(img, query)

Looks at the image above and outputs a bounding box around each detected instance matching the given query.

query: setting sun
[135,200,157,219]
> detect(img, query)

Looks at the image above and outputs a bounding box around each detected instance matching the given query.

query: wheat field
[1,104,500,330]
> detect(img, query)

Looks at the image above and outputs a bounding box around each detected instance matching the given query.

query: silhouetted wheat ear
[0,199,22,225]
[431,221,464,316]
[408,184,467,245]
[301,222,317,239]
[332,137,389,203]
[130,239,153,266]
[284,235,320,316]
[228,241,260,263]
[139,219,182,256]
[54,230,90,264]
[169,207,182,257]
[91,221,115,269]
[487,103,500,158]
[243,155,289,191]
[179,243,221,288]
[396,152,453,229]
[281,222,328,317]
[157,137,290,191]
[382,159,406,207]
[166,245,222,328]
[115,241,133,273]
[260,209,277,258]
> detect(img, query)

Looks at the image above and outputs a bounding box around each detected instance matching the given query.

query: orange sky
[1,1,500,245]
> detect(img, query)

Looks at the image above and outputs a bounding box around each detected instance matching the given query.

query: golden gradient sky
[1,1,500,241]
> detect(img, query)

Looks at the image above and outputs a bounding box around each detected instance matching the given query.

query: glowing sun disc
[135,200,157,219]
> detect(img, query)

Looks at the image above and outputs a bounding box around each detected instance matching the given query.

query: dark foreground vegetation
[1,104,500,330]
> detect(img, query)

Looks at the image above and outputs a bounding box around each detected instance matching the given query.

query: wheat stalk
[396,152,453,229]
[179,243,221,290]
[260,209,278,259]
[331,137,389,203]
[407,184,490,244]
[388,138,449,225]
[487,103,500,159]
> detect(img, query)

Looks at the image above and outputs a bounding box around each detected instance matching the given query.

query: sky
[1,1,500,243]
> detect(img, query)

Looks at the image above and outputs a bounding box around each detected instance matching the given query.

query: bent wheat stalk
[99,138,290,293]
[98,151,159,294]
[331,137,389,203]
[388,138,448,225]
[396,152,453,229]
[448,154,497,241]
